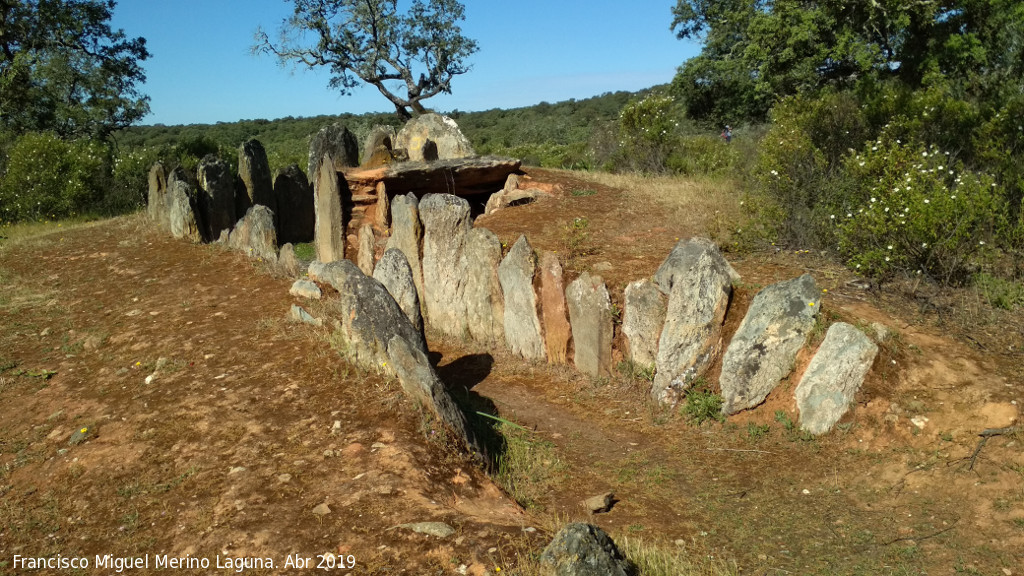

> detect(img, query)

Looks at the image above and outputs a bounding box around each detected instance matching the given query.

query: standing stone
[197,155,236,241]
[463,227,504,345]
[796,323,878,435]
[373,248,424,338]
[278,243,301,277]
[229,205,277,261]
[309,123,359,177]
[274,164,315,245]
[238,139,275,213]
[540,523,631,576]
[308,259,427,369]
[395,113,475,162]
[385,193,424,308]
[539,251,571,364]
[419,193,471,337]
[376,181,390,229]
[357,223,375,276]
[147,162,167,226]
[314,153,346,263]
[623,279,665,370]
[498,235,545,361]
[720,274,821,415]
[362,125,397,165]
[651,238,736,406]
[166,167,202,243]
[566,272,614,377]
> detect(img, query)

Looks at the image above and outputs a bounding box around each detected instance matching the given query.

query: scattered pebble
[312,503,331,516]
[277,474,292,483]
[228,467,246,475]
[397,522,455,538]
[802,489,811,495]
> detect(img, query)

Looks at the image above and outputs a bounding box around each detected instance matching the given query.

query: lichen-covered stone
[796,322,877,435]
[566,272,614,377]
[498,235,544,361]
[419,193,471,337]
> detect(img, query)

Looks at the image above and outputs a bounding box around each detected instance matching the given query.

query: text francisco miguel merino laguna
[9,552,341,572]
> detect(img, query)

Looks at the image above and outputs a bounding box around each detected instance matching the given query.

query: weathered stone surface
[419,193,471,337]
[623,279,665,370]
[373,248,423,336]
[484,175,537,215]
[539,251,570,364]
[274,164,315,244]
[385,334,483,458]
[238,139,275,213]
[463,227,504,345]
[197,155,236,241]
[651,238,735,406]
[147,162,167,226]
[307,259,427,368]
[290,278,322,300]
[566,272,614,377]
[344,156,522,198]
[166,167,202,243]
[376,181,390,228]
[357,223,375,275]
[395,113,475,162]
[796,323,878,435]
[229,205,277,261]
[720,274,821,415]
[540,523,631,576]
[278,243,301,277]
[396,522,455,538]
[309,123,359,177]
[385,193,424,307]
[313,153,346,263]
[362,125,396,166]
[498,235,545,361]
[289,304,323,327]
[582,492,615,514]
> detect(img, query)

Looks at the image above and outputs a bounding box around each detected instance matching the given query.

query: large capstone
[309,123,359,177]
[308,259,427,370]
[539,251,571,364]
[566,272,614,377]
[796,322,878,435]
[385,193,424,310]
[651,238,736,406]
[197,155,236,241]
[720,273,821,415]
[313,153,346,263]
[498,235,545,361]
[419,193,471,337]
[463,227,505,345]
[274,164,315,245]
[373,248,425,340]
[229,205,277,261]
[166,167,202,243]
[623,279,665,371]
[238,139,275,213]
[540,523,631,576]
[395,113,475,162]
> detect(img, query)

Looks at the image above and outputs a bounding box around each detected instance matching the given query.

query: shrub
[0,132,110,223]
[680,380,724,425]
[101,146,166,217]
[616,92,682,174]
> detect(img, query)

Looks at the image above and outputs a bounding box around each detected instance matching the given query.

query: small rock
[802,489,811,495]
[397,522,455,538]
[290,279,322,300]
[289,304,323,327]
[40,327,51,337]
[278,473,292,483]
[228,466,246,475]
[330,421,341,434]
[582,491,615,514]
[68,425,94,446]
[910,415,929,429]
[312,503,332,516]
[371,442,387,450]
[323,449,335,458]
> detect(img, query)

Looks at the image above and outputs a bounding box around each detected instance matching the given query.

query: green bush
[666,134,738,177]
[102,146,166,216]
[615,92,682,173]
[680,380,724,425]
[0,132,110,223]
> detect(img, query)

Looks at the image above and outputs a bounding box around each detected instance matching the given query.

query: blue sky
[110,1,700,126]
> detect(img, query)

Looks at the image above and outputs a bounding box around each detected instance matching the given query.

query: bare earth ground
[1,168,1022,575]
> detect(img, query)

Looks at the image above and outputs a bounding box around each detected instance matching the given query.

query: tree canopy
[255,0,478,120]
[0,0,150,140]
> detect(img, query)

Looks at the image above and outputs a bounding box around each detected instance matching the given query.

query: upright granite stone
[376,181,390,228]
[385,193,424,307]
[720,274,821,415]
[566,272,614,377]
[197,155,236,241]
[651,238,736,406]
[147,162,167,226]
[498,235,545,361]
[307,259,427,369]
[274,164,315,244]
[796,322,878,435]
[539,251,570,364]
[540,523,631,576]
[357,223,376,276]
[362,125,397,165]
[313,153,346,263]
[373,248,424,338]
[385,335,482,458]
[463,227,504,345]
[278,243,301,277]
[395,113,475,162]
[166,167,202,243]
[309,123,359,177]
[229,205,277,261]
[419,193,471,336]
[238,139,275,213]
[623,279,665,370]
